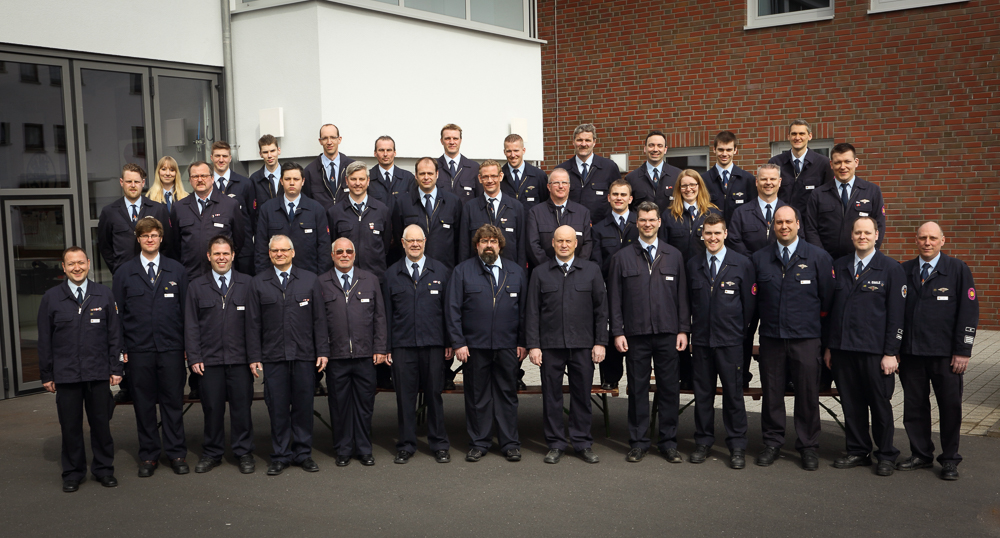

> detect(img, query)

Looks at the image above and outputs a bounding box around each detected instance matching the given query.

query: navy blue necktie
[131,204,138,221]
[424,194,434,217]
[618,215,625,232]
[855,261,863,280]
[689,206,697,219]
[561,263,569,276]
[198,198,207,215]
[487,198,496,222]
[920,262,931,283]
[164,192,172,212]
[488,265,498,293]
[217,178,225,193]
[581,163,589,183]
[652,167,659,187]
[280,271,289,290]
[722,170,730,190]
[512,169,521,190]
[267,174,276,197]
[841,183,850,211]
[765,204,772,224]
[287,202,295,222]
[781,247,790,267]
[710,255,718,280]
[219,275,228,295]
[411,263,420,283]
[355,202,364,214]
[645,245,655,265]
[342,273,351,292]
[328,163,337,190]
[147,262,156,283]
[449,160,457,176]
[76,287,84,305]
[794,159,802,177]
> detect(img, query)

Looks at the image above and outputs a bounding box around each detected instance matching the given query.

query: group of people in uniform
[38,120,979,493]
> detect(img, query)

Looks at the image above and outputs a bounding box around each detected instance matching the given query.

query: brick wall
[537,0,1000,327]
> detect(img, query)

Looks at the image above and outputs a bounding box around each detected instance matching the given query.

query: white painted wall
[232,2,544,164]
[0,0,223,66]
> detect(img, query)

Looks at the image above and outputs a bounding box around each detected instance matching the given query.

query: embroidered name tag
[665,276,674,281]
[724,289,735,295]
[164,293,175,298]
[800,280,811,285]
[859,212,869,217]
[430,290,439,295]
[214,222,225,228]
[527,197,535,202]
[304,229,313,234]
[373,230,380,235]
[236,306,246,310]
[91,318,101,323]
[938,296,949,301]
[505,228,514,232]
[360,298,370,303]
[595,191,604,195]
[805,185,816,190]
[735,200,745,204]
[464,186,473,191]
[576,231,583,236]
[510,292,517,297]
[299,300,309,307]
[442,223,451,229]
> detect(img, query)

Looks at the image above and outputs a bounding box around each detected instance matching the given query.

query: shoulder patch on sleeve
[901,285,907,298]
[968,288,976,301]
[751,283,757,295]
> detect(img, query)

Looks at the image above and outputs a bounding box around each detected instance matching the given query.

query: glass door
[152,69,221,171]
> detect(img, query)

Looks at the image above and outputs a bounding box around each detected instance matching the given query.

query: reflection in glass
[156,76,215,170]
[471,0,523,31]
[758,0,830,16]
[0,62,71,188]
[667,154,710,175]
[406,0,465,19]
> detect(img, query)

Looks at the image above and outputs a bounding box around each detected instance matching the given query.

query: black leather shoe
[335,455,351,467]
[517,379,528,391]
[801,449,819,471]
[466,448,485,462]
[443,379,457,391]
[137,460,158,478]
[505,448,521,462]
[63,479,81,492]
[98,475,118,487]
[394,451,412,464]
[730,449,746,470]
[238,454,255,474]
[600,382,618,391]
[266,461,288,476]
[314,385,327,396]
[626,448,646,462]
[833,454,872,469]
[113,389,132,403]
[300,458,319,472]
[195,457,221,473]
[187,387,200,400]
[875,460,895,476]
[543,449,564,464]
[170,458,190,475]
[756,446,780,466]
[689,444,710,464]
[896,455,934,471]
[662,447,683,463]
[359,454,375,466]
[940,462,959,481]
[580,448,600,464]
[434,450,451,463]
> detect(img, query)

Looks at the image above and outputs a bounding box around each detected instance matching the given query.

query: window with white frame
[868,0,965,14]
[770,139,834,158]
[746,0,834,30]
[666,147,711,176]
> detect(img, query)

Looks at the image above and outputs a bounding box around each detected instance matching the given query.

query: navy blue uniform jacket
[661,206,723,262]
[446,257,526,350]
[220,172,255,244]
[525,258,608,350]
[302,154,356,210]
[608,241,690,337]
[112,255,187,353]
[437,155,480,204]
[246,267,329,363]
[805,176,885,260]
[625,163,681,213]
[900,253,979,357]
[383,257,451,349]
[319,268,387,360]
[397,188,463,270]
[726,199,800,258]
[248,165,284,233]
[254,195,332,275]
[170,189,246,280]
[97,197,172,275]
[770,149,833,216]
[501,162,548,214]
[590,211,639,279]
[703,165,757,225]
[37,281,123,384]
[828,251,906,356]
[328,197,392,282]
[752,240,834,341]
[686,250,755,348]
[184,270,252,366]
[556,154,621,225]
[459,194,527,267]
[526,199,594,267]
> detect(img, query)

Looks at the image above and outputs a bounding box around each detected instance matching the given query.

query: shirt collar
[213,168,231,183]
[141,253,162,272]
[284,194,301,207]
[557,256,575,270]
[757,197,777,215]
[321,153,341,172]
[837,176,857,192]
[265,163,282,178]
[707,247,726,267]
[213,268,233,289]
[124,196,143,209]
[575,155,594,170]
[335,266,355,286]
[510,162,525,176]
[484,191,502,205]
[378,164,395,179]
[777,237,799,259]
[68,279,89,298]
[854,250,876,270]
[444,154,462,167]
[612,208,630,222]
[638,237,658,253]
[351,195,369,208]
[920,252,942,272]
[481,257,503,272]
[274,265,293,279]
[715,163,734,175]
[407,256,426,275]
[197,187,213,202]
[645,161,663,176]
[421,187,438,200]
[683,201,697,213]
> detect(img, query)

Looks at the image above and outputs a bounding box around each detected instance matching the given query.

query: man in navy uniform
[501,134,548,214]
[383,224,453,464]
[608,201,690,463]
[98,163,172,276]
[460,159,527,267]
[897,222,978,480]
[327,161,393,284]
[436,123,480,204]
[320,238,388,466]
[527,168,594,268]
[254,162,332,276]
[303,123,355,210]
[397,157,463,272]
[805,142,886,260]
[590,179,638,391]
[112,217,189,477]
[184,235,259,474]
[38,246,122,492]
[446,224,527,463]
[752,205,835,471]
[249,134,284,231]
[624,130,682,211]
[703,131,756,225]
[770,119,833,215]
[210,141,255,274]
[686,214,754,469]
[555,123,621,225]
[170,161,246,281]
[526,225,607,464]
[246,234,329,475]
[825,216,905,477]
[370,135,415,266]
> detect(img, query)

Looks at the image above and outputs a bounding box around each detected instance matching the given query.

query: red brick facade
[537,0,999,327]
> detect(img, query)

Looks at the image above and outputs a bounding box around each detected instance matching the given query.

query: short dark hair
[644,130,667,145]
[134,216,164,237]
[788,119,812,134]
[61,246,88,262]
[258,134,279,149]
[187,161,211,176]
[636,200,661,218]
[280,161,304,179]
[211,141,231,153]
[609,178,632,195]
[122,162,146,179]
[207,234,234,255]
[472,224,506,253]
[831,142,857,159]
[712,131,738,148]
[415,157,439,174]
[374,135,395,151]
[703,213,726,230]
[774,204,800,223]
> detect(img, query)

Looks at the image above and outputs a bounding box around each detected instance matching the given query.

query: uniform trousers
[625,333,679,451]
[263,360,315,464]
[899,354,963,465]
[391,346,449,454]
[742,313,760,384]
[129,350,187,461]
[56,380,115,481]
[692,345,748,450]
[540,348,594,451]
[758,336,821,451]
[327,358,377,456]
[199,364,255,460]
[831,350,900,462]
[598,344,625,386]
[464,348,520,451]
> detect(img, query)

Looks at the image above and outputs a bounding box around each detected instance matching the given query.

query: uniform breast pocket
[860,284,885,296]
[854,201,873,215]
[322,291,341,305]
[601,237,620,248]
[439,220,454,230]
[931,288,955,302]
[54,312,75,326]
[505,283,521,298]
[540,284,559,295]
[356,290,376,310]
[335,221,356,236]
[369,221,385,236]
[795,271,815,286]
[198,298,216,316]
[212,218,231,232]
[298,219,316,235]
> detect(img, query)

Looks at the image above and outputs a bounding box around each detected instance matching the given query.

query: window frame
[867,0,965,14]
[666,146,712,175]
[745,0,834,30]
[770,139,834,158]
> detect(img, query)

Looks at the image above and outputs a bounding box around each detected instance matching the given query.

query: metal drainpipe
[221,0,238,160]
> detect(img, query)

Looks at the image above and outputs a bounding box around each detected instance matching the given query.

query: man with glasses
[303,123,356,210]
[527,168,594,269]
[460,159,527,267]
[98,163,171,276]
[170,161,246,281]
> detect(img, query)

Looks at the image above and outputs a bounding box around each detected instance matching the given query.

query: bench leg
[650,398,659,446]
[602,393,610,438]
[416,392,427,426]
[313,409,334,433]
[820,396,845,431]
[678,398,695,415]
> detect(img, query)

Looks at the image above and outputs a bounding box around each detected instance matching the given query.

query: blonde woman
[147,156,189,212]
[661,169,722,262]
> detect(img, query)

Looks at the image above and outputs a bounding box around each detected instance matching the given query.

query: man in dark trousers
[501,134,548,214]
[825,216,906,477]
[686,214,754,469]
[303,123,355,210]
[320,237,388,467]
[805,142,885,260]
[590,179,638,391]
[327,161,392,284]
[555,123,621,225]
[770,119,833,215]
[249,134,284,232]
[608,201,690,463]
[752,205,835,471]
[526,225,607,464]
[624,129,682,211]
[446,224,527,463]
[210,140,255,274]
[112,217,189,478]
[184,235,259,474]
[383,224,453,464]
[98,163,171,276]
[703,131,756,225]
[397,157,463,272]
[436,123,480,204]
[460,159,527,267]
[527,168,594,268]
[38,246,122,492]
[246,234,329,476]
[254,162,332,276]
[897,222,978,481]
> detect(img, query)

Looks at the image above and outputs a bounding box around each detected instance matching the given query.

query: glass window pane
[406,0,466,19]
[80,69,148,220]
[0,62,71,188]
[156,76,216,170]
[471,0,523,31]
[372,0,399,4]
[667,153,709,176]
[759,0,830,16]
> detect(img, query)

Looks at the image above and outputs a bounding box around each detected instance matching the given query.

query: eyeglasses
[335,249,355,255]
[190,174,213,180]
[679,184,699,191]
[480,174,502,180]
[138,234,161,240]
[402,238,425,244]
[269,248,292,254]
[478,238,500,245]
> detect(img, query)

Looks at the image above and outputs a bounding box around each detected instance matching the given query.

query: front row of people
[38,210,977,492]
